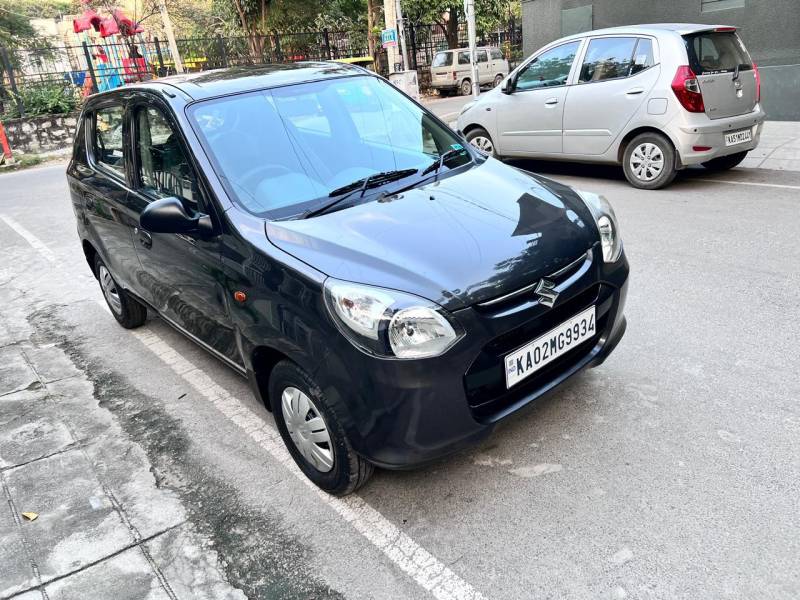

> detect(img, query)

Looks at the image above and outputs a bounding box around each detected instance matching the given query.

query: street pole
[158,0,183,73]
[465,0,479,98]
[383,0,399,72]
[395,0,410,71]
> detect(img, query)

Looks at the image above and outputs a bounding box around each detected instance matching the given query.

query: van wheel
[622,132,677,190]
[94,255,147,328]
[459,79,472,96]
[269,360,373,496]
[465,127,497,158]
[702,151,747,171]
[493,74,504,87]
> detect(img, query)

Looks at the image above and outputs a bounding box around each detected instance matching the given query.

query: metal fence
[0,22,521,119]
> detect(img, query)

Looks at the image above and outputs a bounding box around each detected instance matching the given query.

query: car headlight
[576,190,623,263]
[323,279,463,359]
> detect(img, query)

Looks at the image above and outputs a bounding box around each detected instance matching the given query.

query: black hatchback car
[67,63,629,495]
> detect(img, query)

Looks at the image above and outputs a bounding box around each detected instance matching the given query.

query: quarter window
[579,37,637,82]
[432,52,452,67]
[93,105,125,176]
[630,38,655,75]
[135,106,199,207]
[515,41,580,91]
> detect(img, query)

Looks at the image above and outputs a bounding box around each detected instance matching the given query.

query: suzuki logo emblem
[534,278,559,308]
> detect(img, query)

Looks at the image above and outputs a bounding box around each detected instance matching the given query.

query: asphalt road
[1,155,799,600]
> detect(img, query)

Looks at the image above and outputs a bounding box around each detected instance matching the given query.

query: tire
[269,360,373,496]
[702,151,748,171]
[459,79,472,96]
[622,132,677,190]
[465,126,497,158]
[94,254,147,328]
[493,74,504,87]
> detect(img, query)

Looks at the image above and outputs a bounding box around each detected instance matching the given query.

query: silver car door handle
[544,97,559,106]
[626,87,645,95]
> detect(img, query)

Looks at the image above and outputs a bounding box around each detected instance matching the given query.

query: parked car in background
[457,24,765,189]
[67,62,628,495]
[431,46,510,96]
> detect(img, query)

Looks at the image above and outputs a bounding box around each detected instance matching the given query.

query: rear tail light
[452,71,457,80]
[753,62,761,102]
[671,66,705,113]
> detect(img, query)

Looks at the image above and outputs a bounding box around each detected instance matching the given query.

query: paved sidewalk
[421,95,800,173]
[0,290,244,598]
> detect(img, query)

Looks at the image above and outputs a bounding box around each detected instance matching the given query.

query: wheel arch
[617,125,679,165]
[82,239,99,278]
[249,344,294,411]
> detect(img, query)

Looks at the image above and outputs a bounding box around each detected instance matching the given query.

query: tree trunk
[445,9,459,49]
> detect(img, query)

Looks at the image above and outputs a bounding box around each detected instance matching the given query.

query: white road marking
[0,214,57,262]
[122,317,486,600]
[693,178,800,190]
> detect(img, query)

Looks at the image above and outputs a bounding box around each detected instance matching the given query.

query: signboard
[381,28,397,48]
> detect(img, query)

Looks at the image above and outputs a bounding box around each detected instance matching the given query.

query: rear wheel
[702,151,748,171]
[94,255,147,328]
[459,79,472,96]
[465,127,497,158]
[493,74,504,87]
[269,360,373,496]
[622,132,677,190]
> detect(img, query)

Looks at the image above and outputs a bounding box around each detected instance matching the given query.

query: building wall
[521,0,800,119]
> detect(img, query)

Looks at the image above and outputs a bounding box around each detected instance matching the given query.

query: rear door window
[477,50,488,63]
[684,31,752,74]
[432,52,452,67]
[93,105,125,176]
[458,51,470,65]
[491,48,503,60]
[579,37,637,82]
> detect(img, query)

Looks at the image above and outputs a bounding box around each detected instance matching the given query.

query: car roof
[558,22,734,41]
[439,46,498,53]
[98,61,370,102]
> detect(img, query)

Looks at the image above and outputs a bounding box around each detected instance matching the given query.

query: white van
[430,47,510,96]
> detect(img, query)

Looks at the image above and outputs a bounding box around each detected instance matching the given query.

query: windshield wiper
[301,168,418,219]
[420,148,467,181]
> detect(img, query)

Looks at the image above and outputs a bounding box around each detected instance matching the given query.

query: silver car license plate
[725,129,752,146]
[504,306,596,388]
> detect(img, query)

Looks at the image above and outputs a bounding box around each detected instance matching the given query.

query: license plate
[725,129,752,146]
[504,306,596,388]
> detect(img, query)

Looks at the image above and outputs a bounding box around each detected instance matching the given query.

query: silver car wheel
[98,265,123,315]
[281,386,334,472]
[629,142,665,182]
[470,135,494,155]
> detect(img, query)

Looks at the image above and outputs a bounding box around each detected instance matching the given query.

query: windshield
[189,75,471,219]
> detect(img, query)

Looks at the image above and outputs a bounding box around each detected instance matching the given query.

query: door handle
[544,97,559,106]
[626,87,645,95]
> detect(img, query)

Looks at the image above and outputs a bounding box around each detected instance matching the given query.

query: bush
[2,83,80,118]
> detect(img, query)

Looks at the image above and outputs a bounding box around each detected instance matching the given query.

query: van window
[684,31,751,75]
[458,51,470,65]
[579,37,637,82]
[432,52,452,67]
[477,50,488,63]
[515,41,580,91]
[93,105,125,176]
[490,48,503,60]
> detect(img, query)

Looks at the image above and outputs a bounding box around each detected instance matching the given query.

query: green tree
[401,0,518,48]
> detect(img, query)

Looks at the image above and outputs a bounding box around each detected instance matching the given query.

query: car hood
[266,158,597,310]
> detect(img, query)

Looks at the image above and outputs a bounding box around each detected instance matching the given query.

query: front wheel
[465,127,497,158]
[702,151,748,171]
[493,74,504,87]
[622,132,677,190]
[269,360,373,496]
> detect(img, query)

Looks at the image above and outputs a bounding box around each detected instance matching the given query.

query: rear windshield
[432,52,452,67]
[684,31,752,75]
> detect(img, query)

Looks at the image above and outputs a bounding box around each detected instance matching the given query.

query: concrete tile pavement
[0,302,245,599]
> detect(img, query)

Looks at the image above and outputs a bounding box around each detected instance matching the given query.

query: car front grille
[463,282,615,422]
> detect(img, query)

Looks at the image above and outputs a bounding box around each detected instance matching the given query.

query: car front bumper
[319,245,629,469]
[671,105,766,166]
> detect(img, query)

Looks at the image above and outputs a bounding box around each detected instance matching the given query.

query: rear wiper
[301,168,417,219]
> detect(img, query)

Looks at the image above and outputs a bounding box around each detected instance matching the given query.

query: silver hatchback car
[457,24,765,189]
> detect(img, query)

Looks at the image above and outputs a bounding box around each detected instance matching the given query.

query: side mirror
[140,196,213,236]
[500,76,514,95]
